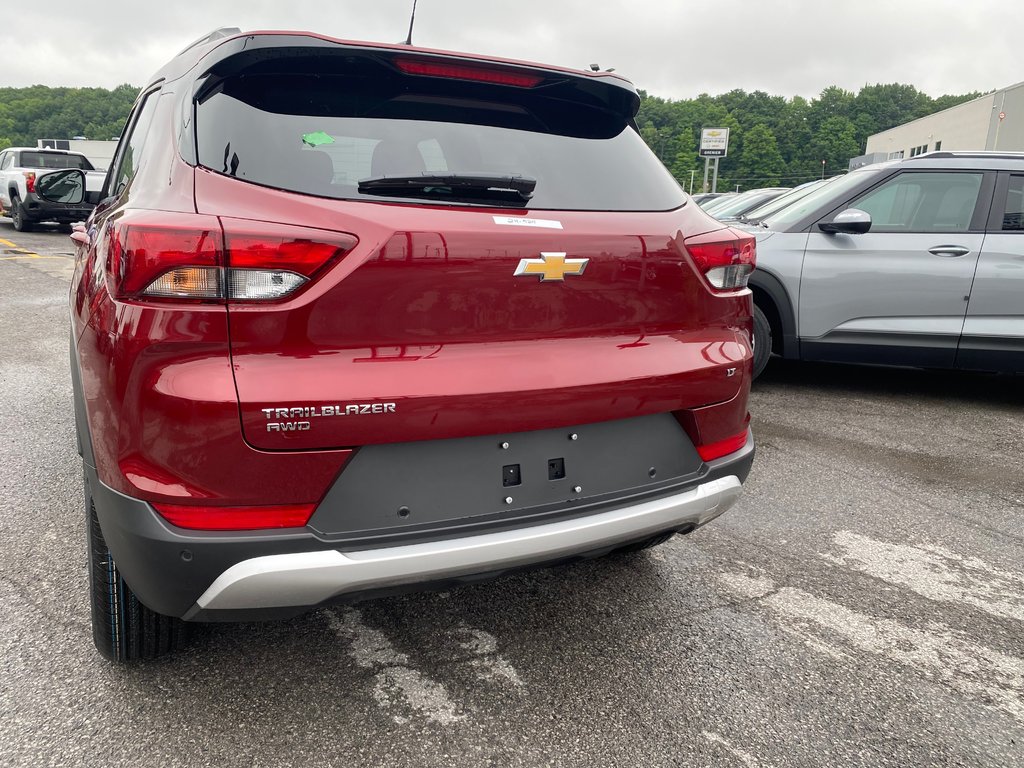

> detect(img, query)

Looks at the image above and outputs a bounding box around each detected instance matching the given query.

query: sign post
[699,128,730,193]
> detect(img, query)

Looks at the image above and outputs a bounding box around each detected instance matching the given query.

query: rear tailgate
[198,171,748,450]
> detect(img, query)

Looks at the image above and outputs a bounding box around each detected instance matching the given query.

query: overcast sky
[6,1,1019,101]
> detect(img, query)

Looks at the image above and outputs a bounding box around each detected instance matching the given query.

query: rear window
[19,151,94,170]
[195,71,685,212]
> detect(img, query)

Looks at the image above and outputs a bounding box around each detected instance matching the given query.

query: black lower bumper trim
[88,435,753,621]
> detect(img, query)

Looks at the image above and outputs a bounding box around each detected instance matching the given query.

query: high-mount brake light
[106,213,356,302]
[684,229,757,291]
[152,502,317,531]
[394,58,544,88]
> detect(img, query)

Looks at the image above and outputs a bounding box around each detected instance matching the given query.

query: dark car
[42,28,756,661]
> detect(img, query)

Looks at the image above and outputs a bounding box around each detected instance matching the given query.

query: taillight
[684,229,756,291]
[23,172,36,194]
[103,212,356,302]
[152,502,316,531]
[223,220,356,301]
[107,212,223,300]
[696,429,750,462]
[394,57,544,87]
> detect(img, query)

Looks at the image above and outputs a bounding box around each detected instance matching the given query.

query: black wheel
[9,195,31,232]
[86,477,187,661]
[752,303,772,380]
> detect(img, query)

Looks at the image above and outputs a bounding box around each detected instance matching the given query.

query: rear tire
[10,196,31,232]
[752,304,772,380]
[86,476,187,661]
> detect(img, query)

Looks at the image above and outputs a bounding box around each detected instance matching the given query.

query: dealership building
[860,80,1024,164]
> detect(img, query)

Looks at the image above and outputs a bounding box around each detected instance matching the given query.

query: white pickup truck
[0,147,105,231]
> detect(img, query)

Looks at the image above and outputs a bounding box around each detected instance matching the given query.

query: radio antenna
[403,0,419,46]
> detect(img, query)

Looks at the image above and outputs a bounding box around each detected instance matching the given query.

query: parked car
[0,147,104,230]
[705,187,790,221]
[746,152,1024,378]
[40,28,756,660]
[691,192,731,205]
[697,192,737,211]
[721,179,829,224]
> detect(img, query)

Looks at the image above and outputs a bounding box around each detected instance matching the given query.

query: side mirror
[819,208,871,235]
[35,169,86,205]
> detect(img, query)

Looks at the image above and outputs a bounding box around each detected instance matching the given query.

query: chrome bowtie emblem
[514,252,589,282]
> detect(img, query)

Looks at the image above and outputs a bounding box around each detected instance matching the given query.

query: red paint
[198,171,751,451]
[71,36,752,529]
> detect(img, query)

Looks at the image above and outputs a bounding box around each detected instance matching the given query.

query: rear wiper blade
[358,174,536,204]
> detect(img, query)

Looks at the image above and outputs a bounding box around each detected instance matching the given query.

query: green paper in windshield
[302,131,335,147]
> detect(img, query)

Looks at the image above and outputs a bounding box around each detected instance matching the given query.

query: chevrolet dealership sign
[700,128,730,158]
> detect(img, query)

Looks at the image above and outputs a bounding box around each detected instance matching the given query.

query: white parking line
[703,731,774,768]
[325,608,466,725]
[721,573,1024,723]
[824,530,1024,623]
[455,623,525,687]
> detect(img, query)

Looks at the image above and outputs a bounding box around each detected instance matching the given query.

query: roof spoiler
[177,27,241,56]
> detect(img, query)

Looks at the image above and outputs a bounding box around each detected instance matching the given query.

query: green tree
[670,146,701,192]
[0,84,139,146]
[932,92,985,112]
[735,124,785,188]
[809,86,856,132]
[810,116,862,177]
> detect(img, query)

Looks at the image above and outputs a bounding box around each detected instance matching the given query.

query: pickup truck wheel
[86,476,187,661]
[10,196,31,232]
[752,304,772,380]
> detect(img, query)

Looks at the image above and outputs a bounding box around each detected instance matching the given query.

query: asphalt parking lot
[1,221,1022,768]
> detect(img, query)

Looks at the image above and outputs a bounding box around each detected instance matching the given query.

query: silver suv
[747,152,1024,377]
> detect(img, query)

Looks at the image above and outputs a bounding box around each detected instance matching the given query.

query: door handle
[928,245,971,257]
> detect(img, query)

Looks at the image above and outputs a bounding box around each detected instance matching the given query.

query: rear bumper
[192,474,742,614]
[87,433,753,622]
[21,193,92,222]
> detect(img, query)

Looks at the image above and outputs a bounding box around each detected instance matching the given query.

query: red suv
[41,28,756,660]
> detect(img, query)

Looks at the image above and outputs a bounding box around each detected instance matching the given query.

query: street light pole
[821,159,826,179]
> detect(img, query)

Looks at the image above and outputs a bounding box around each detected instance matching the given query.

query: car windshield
[763,167,889,229]
[740,180,828,222]
[195,71,686,212]
[709,189,786,219]
[698,194,737,212]
[19,151,94,170]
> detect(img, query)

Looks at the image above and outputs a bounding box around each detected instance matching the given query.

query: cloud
[6,0,1019,100]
